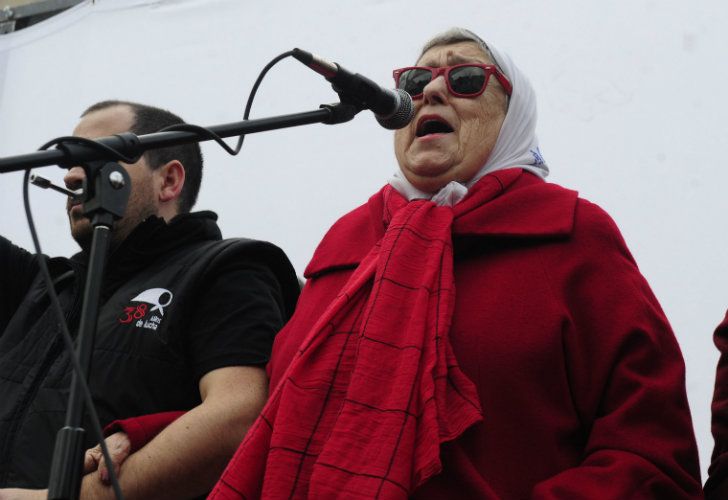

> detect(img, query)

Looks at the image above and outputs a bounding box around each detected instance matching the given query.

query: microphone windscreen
[376,89,414,130]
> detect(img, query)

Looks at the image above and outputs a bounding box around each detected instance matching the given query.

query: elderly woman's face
[394,41,508,193]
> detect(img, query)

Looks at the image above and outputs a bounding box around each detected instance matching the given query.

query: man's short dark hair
[81,100,203,213]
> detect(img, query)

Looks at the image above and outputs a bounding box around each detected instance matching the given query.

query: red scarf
[210,172,519,499]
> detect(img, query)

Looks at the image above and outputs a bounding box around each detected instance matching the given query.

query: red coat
[267,169,702,499]
[706,312,728,499]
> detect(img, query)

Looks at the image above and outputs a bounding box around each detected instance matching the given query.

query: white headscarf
[389,41,549,206]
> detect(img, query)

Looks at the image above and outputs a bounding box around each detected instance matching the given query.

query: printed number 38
[119,303,148,324]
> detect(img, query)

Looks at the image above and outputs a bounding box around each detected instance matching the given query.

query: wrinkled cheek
[457,127,493,175]
[393,133,410,167]
[473,115,501,148]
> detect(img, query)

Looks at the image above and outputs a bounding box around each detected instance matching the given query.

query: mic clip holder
[320,102,359,125]
[78,160,131,226]
[47,160,130,500]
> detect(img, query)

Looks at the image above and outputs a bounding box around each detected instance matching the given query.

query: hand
[83,431,131,484]
[0,489,46,500]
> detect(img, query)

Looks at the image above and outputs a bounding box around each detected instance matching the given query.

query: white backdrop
[1,0,726,480]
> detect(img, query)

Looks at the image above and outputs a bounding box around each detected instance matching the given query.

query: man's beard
[68,193,157,254]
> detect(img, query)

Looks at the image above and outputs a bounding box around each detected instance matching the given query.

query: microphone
[30,174,83,200]
[292,48,414,130]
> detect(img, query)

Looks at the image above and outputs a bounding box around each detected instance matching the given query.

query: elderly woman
[86,28,702,499]
[205,28,702,499]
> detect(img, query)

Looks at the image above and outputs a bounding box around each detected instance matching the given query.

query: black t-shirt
[1,219,285,382]
[0,236,39,334]
[185,259,284,381]
[0,213,298,488]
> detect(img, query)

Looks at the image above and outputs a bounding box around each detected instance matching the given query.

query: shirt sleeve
[184,260,285,382]
[96,258,290,452]
[0,236,39,334]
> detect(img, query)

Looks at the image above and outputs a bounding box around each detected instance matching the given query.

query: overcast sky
[1,0,726,479]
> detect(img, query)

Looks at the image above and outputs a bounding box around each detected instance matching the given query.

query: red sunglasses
[393,63,512,99]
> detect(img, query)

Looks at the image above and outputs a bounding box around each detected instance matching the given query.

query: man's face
[65,105,159,250]
[394,41,508,193]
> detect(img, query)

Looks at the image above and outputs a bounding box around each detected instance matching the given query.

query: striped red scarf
[209,173,518,499]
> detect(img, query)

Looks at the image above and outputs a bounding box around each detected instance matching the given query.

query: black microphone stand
[0,103,360,500]
[0,104,358,173]
[47,161,131,500]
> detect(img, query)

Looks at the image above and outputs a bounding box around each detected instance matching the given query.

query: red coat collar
[305,169,578,279]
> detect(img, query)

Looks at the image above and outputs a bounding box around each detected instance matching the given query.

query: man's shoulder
[0,236,42,295]
[0,235,36,263]
[199,237,300,319]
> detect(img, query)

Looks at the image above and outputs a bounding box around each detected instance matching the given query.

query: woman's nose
[422,75,448,104]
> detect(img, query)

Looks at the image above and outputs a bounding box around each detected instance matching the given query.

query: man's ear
[157,160,185,204]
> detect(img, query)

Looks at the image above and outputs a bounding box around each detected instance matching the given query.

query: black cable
[40,136,139,164]
[158,50,295,155]
[35,50,298,169]
[23,170,124,500]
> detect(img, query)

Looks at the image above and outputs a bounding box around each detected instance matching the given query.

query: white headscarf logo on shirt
[389,41,549,206]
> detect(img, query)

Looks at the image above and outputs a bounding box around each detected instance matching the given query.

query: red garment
[217,169,700,499]
[706,311,728,499]
[116,170,702,498]
[210,176,510,499]
[104,411,185,452]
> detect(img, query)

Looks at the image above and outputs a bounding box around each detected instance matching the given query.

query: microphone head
[376,89,414,130]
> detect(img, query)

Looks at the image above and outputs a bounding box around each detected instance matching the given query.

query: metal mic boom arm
[0,105,358,174]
